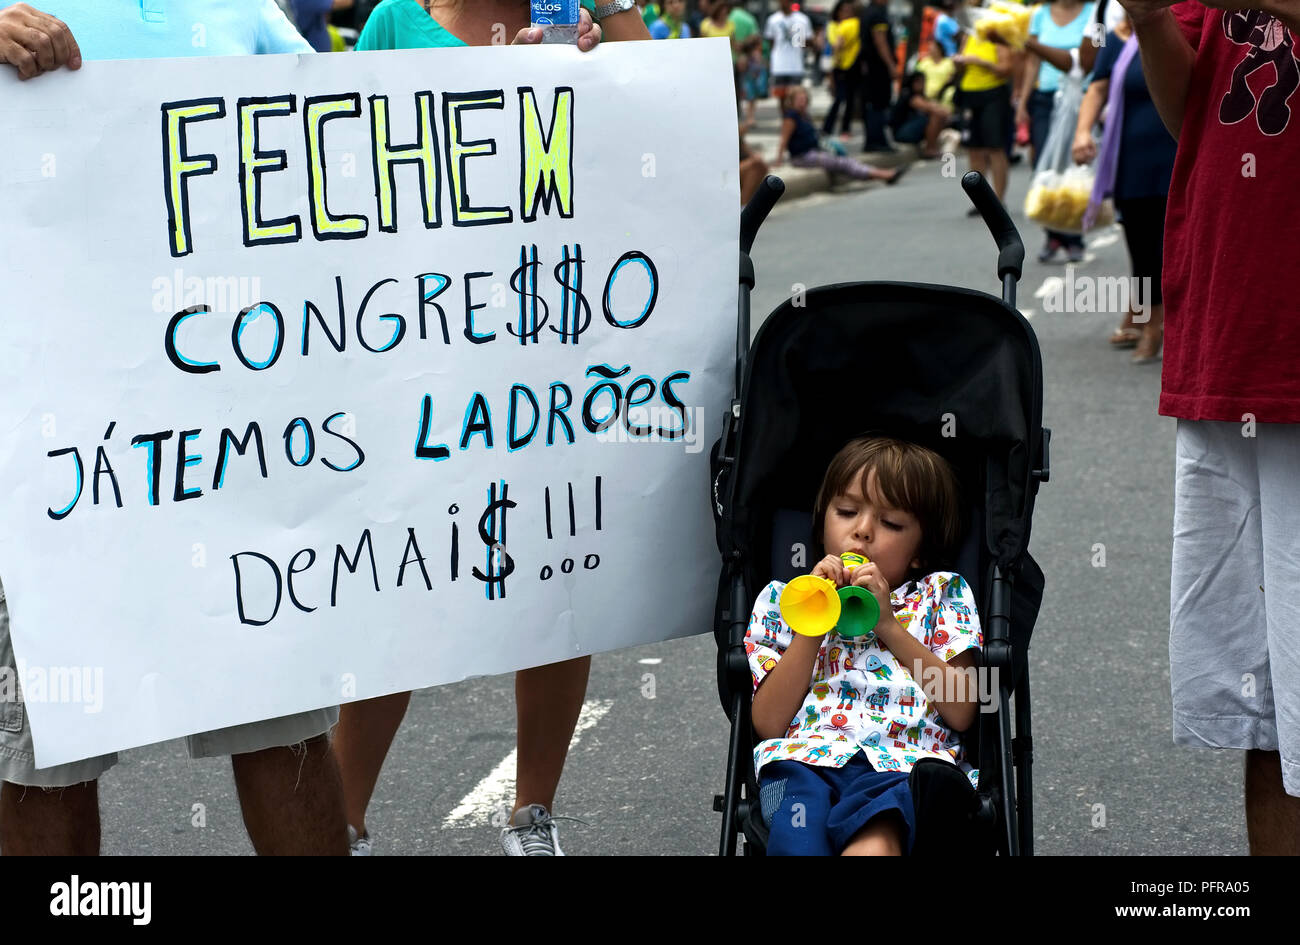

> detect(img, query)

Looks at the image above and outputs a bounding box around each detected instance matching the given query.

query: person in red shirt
[1124,0,1300,855]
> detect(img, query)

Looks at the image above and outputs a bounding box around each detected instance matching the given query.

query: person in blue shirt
[649,0,690,39]
[1015,0,1095,263]
[0,1,350,856]
[931,0,962,58]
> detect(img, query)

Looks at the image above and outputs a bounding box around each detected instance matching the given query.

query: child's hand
[849,561,893,615]
[811,554,848,588]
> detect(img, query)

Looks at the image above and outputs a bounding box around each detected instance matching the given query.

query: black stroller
[711,173,1050,856]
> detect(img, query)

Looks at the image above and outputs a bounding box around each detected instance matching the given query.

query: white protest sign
[0,40,738,767]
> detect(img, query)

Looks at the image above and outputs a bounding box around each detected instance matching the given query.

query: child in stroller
[746,435,982,855]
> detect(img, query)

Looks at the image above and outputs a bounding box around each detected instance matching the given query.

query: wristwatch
[593,0,636,20]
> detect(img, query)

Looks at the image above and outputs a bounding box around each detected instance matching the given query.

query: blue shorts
[759,754,915,855]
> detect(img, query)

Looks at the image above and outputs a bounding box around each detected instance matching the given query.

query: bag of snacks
[972,0,1032,49]
[1023,64,1112,233]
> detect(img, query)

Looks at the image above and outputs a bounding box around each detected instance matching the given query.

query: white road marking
[1035,276,1064,300]
[638,657,663,665]
[441,698,615,828]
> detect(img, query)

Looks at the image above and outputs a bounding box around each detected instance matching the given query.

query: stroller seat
[737,503,996,854]
[711,174,1049,856]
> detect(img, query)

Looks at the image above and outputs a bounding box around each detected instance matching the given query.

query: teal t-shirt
[1029,1,1095,92]
[356,0,597,50]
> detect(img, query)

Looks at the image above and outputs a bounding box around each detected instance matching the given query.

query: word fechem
[163,86,575,256]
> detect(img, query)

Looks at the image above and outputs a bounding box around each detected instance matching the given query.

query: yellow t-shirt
[826,18,860,71]
[917,56,956,104]
[700,18,736,40]
[959,34,1006,93]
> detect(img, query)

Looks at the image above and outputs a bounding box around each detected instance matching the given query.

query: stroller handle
[740,176,785,255]
[962,171,1025,285]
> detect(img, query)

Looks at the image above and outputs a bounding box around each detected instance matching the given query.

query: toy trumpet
[779,552,880,640]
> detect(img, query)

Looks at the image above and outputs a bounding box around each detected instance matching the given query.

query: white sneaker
[500,804,565,856]
[347,824,372,856]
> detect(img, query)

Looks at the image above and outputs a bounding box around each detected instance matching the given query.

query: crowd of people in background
[0,0,1191,861]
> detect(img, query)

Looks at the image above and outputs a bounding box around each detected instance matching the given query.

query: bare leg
[840,813,905,856]
[967,147,990,185]
[513,656,591,816]
[0,780,100,855]
[740,155,770,205]
[1245,749,1300,855]
[791,151,897,182]
[987,148,1009,202]
[923,110,948,155]
[231,734,348,855]
[335,691,412,835]
[1133,302,1164,361]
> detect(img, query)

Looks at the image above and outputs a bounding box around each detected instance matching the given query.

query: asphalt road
[97,157,1247,856]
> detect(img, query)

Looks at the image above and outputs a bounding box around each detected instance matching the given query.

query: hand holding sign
[0,2,80,79]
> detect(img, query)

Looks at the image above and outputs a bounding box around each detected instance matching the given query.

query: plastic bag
[1023,67,1113,233]
[972,1,1032,49]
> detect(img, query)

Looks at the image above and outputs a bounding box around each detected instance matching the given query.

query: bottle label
[531,0,579,26]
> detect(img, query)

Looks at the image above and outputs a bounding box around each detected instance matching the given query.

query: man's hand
[1118,0,1183,28]
[512,7,603,51]
[0,3,80,80]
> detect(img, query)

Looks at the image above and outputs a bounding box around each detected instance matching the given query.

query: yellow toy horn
[779,575,841,638]
[779,553,881,639]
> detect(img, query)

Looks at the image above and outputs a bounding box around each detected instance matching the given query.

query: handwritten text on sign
[0,40,738,766]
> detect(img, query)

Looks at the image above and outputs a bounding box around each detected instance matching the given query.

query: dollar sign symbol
[507,244,549,344]
[473,482,517,600]
[550,243,591,344]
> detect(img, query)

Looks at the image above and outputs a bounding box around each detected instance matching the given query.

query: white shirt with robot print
[746,571,982,786]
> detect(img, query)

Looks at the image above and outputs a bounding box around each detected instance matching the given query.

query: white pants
[1171,419,1300,796]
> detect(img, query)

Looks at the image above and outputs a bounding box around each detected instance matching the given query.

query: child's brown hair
[811,436,963,578]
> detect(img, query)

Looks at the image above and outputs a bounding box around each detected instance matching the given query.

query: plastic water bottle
[532,0,579,44]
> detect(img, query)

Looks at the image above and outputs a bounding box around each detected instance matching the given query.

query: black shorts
[1115,195,1168,306]
[964,85,1012,150]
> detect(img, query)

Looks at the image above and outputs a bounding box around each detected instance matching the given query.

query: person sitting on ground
[916,35,957,110]
[890,69,952,158]
[747,436,982,855]
[774,86,901,184]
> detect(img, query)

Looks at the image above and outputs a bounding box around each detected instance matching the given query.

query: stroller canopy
[721,280,1045,579]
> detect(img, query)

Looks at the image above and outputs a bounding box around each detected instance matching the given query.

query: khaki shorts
[0,576,337,788]
[1170,419,1300,796]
